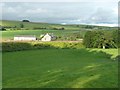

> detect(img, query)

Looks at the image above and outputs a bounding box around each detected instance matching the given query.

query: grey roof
[14,35,36,37]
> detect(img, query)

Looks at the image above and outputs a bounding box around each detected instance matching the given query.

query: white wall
[14,37,36,41]
[41,34,52,41]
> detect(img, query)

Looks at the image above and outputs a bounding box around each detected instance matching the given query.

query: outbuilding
[14,35,36,41]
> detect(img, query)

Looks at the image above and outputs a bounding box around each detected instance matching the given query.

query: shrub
[0,26,6,31]
[52,27,64,30]
[33,43,56,49]
[33,27,47,30]
[2,42,33,52]
[20,23,24,28]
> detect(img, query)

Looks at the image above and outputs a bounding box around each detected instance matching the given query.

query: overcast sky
[0,0,119,26]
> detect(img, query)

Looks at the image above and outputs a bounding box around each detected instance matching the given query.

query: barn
[14,35,36,41]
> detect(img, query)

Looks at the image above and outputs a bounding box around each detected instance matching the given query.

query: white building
[14,35,36,41]
[41,33,56,41]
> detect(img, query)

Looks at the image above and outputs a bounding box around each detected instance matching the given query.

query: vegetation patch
[2,41,84,52]
[83,30,119,49]
[2,49,118,88]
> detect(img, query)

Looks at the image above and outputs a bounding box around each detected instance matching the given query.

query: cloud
[1,0,119,2]
[0,3,5,7]
[1,2,118,25]
[113,7,118,15]
[3,5,23,14]
[83,7,118,24]
[4,7,17,13]
[26,8,48,14]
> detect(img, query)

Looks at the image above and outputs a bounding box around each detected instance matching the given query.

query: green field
[1,20,117,30]
[1,20,119,88]
[0,20,85,30]
[2,30,86,40]
[1,20,117,41]
[3,48,118,88]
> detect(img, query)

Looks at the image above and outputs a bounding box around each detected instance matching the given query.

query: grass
[1,20,117,41]
[2,30,86,40]
[0,20,117,30]
[0,20,83,30]
[2,48,118,88]
[1,20,118,88]
[88,48,118,59]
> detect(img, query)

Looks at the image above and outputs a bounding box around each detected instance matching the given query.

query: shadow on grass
[2,48,118,88]
[40,61,118,88]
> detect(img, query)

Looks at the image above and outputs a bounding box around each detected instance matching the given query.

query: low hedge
[2,42,33,52]
[2,42,84,52]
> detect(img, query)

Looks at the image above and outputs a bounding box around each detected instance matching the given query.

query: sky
[0,0,119,26]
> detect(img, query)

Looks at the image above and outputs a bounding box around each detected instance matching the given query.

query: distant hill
[0,20,56,29]
[0,20,117,30]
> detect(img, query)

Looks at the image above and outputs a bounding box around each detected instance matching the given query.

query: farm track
[2,40,83,43]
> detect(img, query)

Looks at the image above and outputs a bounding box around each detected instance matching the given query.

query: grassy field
[1,20,118,88]
[2,48,118,88]
[1,20,117,30]
[0,20,84,30]
[1,20,117,41]
[2,30,86,40]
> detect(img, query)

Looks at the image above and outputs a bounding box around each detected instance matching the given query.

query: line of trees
[83,30,119,49]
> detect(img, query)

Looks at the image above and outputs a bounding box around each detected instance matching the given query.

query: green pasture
[1,20,117,41]
[1,20,118,88]
[0,20,58,29]
[0,20,82,30]
[2,30,86,40]
[1,20,117,31]
[2,48,118,88]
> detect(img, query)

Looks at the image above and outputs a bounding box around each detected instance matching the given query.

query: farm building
[41,33,56,41]
[14,35,36,41]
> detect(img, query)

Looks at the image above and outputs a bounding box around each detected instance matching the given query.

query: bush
[2,42,33,52]
[0,26,6,31]
[33,43,56,49]
[20,23,24,28]
[33,27,47,30]
[52,27,64,30]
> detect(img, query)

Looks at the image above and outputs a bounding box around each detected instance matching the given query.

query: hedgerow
[2,42,84,52]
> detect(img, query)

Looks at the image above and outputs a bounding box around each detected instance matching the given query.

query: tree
[20,23,24,28]
[83,31,95,48]
[0,26,6,31]
[112,30,120,47]
[83,31,117,49]
[22,20,30,22]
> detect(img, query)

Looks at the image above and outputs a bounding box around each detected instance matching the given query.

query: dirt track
[2,39,83,43]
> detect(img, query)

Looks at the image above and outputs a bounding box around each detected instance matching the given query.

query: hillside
[0,20,117,31]
[0,20,81,30]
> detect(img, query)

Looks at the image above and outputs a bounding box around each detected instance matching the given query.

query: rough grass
[2,49,118,88]
[88,49,118,59]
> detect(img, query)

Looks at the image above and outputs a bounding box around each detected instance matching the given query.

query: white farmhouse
[14,35,36,41]
[41,33,56,41]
